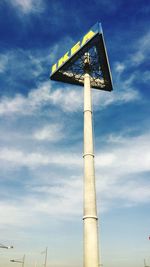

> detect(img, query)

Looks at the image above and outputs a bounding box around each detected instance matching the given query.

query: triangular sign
[50,22,113,91]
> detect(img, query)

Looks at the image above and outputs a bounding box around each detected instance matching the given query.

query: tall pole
[83,53,100,267]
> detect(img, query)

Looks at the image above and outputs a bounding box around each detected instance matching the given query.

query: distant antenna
[41,247,48,267]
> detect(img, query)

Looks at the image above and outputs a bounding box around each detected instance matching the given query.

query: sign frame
[50,22,113,91]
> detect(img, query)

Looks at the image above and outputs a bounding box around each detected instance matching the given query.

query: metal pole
[83,54,100,267]
[44,247,47,267]
[22,255,25,267]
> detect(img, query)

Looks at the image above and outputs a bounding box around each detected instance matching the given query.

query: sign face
[51,23,100,76]
[50,22,113,91]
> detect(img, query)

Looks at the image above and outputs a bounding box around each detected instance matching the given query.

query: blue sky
[0,0,150,267]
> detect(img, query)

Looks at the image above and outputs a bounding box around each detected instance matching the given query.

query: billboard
[50,22,113,91]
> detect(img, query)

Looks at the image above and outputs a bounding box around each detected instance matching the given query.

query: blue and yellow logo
[51,29,97,75]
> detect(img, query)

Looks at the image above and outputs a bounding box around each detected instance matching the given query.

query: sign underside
[50,23,113,91]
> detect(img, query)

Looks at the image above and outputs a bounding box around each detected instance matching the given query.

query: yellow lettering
[58,52,69,68]
[81,30,95,46]
[51,63,57,74]
[71,41,81,56]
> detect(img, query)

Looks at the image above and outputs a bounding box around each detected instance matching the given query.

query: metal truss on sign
[50,22,113,91]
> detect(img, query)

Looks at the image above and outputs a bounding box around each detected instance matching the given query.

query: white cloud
[0,82,50,116]
[0,132,149,224]
[114,62,125,74]
[112,30,150,93]
[142,71,150,83]
[9,0,44,14]
[115,182,150,204]
[0,84,73,115]
[95,132,150,210]
[130,31,150,65]
[96,133,150,175]
[0,54,9,73]
[0,78,140,117]
[0,173,83,228]
[49,87,83,112]
[0,49,48,92]
[0,201,36,227]
[0,147,81,168]
[0,131,150,185]
[93,86,140,109]
[32,177,83,217]
[96,153,116,167]
[33,124,64,141]
[0,94,27,115]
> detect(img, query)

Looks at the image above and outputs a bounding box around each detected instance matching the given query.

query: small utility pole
[41,247,48,267]
[44,247,48,267]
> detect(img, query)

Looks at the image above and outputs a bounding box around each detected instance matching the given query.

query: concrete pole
[83,57,100,267]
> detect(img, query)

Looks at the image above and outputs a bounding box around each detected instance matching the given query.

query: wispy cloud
[0,78,141,116]
[131,30,150,65]
[96,132,150,210]
[93,86,140,109]
[0,54,9,73]
[0,202,36,227]
[0,175,82,228]
[0,131,150,208]
[96,132,150,175]
[33,124,64,142]
[0,130,149,234]
[0,147,81,168]
[114,62,125,74]
[0,49,47,81]
[93,0,122,12]
[0,81,50,116]
[114,30,150,72]
[9,0,44,14]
